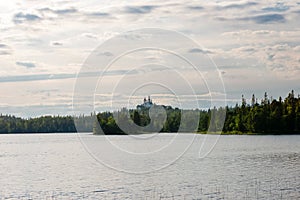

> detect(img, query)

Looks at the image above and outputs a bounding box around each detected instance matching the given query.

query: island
[0,90,299,135]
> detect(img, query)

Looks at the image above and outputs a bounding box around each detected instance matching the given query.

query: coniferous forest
[0,90,299,134]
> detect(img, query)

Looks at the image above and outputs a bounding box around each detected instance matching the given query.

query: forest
[0,90,299,134]
[0,115,72,133]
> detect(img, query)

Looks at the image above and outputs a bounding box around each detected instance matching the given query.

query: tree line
[0,115,90,133]
[93,90,300,134]
[1,90,299,134]
[222,90,300,134]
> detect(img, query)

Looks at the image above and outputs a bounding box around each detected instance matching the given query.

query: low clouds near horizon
[16,61,36,68]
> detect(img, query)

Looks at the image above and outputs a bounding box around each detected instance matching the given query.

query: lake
[0,133,299,199]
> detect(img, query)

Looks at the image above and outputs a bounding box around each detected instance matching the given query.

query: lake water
[0,134,299,199]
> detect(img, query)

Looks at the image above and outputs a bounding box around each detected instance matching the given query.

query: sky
[0,0,300,117]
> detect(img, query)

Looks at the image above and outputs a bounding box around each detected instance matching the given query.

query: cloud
[188,48,213,54]
[217,2,258,10]
[13,12,41,24]
[0,73,74,83]
[221,30,300,43]
[1,0,299,117]
[218,65,245,69]
[0,104,73,118]
[262,2,290,12]
[35,7,79,22]
[217,14,286,24]
[186,6,204,10]
[87,12,110,17]
[0,43,11,55]
[51,41,63,46]
[0,51,11,55]
[39,7,78,15]
[82,33,98,39]
[97,51,113,56]
[0,44,8,48]
[220,43,300,79]
[240,14,286,24]
[16,61,36,68]
[0,69,139,83]
[124,5,157,14]
[263,44,300,74]
[53,8,78,15]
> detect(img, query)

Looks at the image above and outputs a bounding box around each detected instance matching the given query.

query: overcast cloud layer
[0,0,299,117]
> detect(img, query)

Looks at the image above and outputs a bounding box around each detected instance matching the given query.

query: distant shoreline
[1,132,300,135]
[197,131,300,135]
[1,90,299,135]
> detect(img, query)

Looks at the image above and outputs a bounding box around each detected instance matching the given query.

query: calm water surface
[0,134,299,199]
